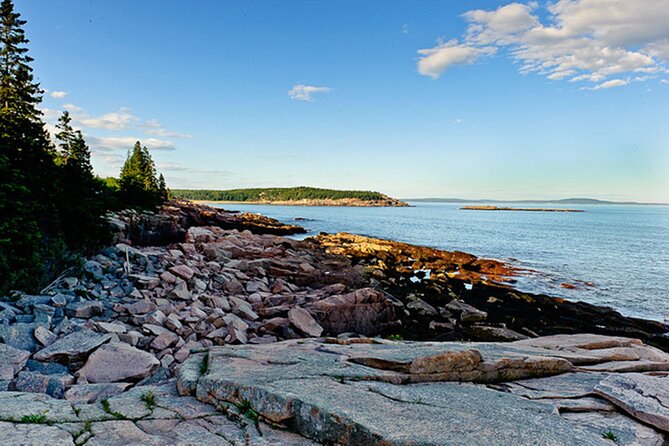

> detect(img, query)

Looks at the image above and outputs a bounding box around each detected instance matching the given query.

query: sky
[19,0,669,202]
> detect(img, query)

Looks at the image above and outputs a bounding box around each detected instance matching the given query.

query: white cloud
[50,91,67,99]
[140,119,193,138]
[401,24,410,34]
[662,79,669,84]
[62,103,82,112]
[418,0,669,88]
[591,78,629,90]
[79,108,137,130]
[87,135,175,151]
[417,40,497,79]
[288,84,332,102]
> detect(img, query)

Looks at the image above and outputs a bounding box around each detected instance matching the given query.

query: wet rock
[77,342,160,383]
[288,307,323,337]
[33,329,111,363]
[446,299,488,322]
[407,298,438,317]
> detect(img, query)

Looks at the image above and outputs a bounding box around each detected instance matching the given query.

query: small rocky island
[462,205,584,212]
[173,186,409,207]
[0,201,666,445]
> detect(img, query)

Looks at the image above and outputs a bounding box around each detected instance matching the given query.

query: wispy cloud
[87,135,176,151]
[288,84,332,102]
[63,103,82,112]
[50,90,67,99]
[79,107,137,130]
[417,0,669,88]
[140,119,193,138]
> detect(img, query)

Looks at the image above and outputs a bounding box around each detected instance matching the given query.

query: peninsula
[172,186,409,207]
[462,205,584,212]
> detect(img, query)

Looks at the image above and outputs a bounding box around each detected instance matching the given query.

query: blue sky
[20,0,669,202]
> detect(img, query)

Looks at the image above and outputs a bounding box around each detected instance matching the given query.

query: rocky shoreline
[0,200,667,445]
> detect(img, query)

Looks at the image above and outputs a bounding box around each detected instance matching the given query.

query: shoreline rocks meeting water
[0,200,667,445]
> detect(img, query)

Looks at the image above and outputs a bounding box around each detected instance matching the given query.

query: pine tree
[54,111,108,252]
[119,141,166,208]
[0,0,61,292]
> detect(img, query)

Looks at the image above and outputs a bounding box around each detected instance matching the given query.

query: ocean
[209,202,669,321]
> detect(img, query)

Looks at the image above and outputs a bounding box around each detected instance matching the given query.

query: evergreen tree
[54,111,109,252]
[157,173,168,200]
[0,0,61,292]
[118,141,166,208]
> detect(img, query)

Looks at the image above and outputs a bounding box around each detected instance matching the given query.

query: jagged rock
[309,288,397,336]
[288,307,323,337]
[169,264,194,281]
[65,301,104,318]
[96,321,127,334]
[33,325,56,346]
[151,332,178,350]
[446,299,488,322]
[25,360,69,375]
[595,373,669,433]
[407,298,439,317]
[77,342,159,383]
[168,281,191,300]
[33,329,111,363]
[0,344,30,377]
[563,412,666,446]
[0,322,38,351]
[228,296,259,321]
[83,260,105,281]
[15,371,74,398]
[462,325,529,342]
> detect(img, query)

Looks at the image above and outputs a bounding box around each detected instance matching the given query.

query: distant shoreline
[462,205,584,213]
[407,197,668,206]
[193,199,409,207]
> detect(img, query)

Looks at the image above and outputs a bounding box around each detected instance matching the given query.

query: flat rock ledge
[177,334,669,446]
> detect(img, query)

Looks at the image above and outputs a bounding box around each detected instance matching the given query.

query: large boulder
[308,288,397,336]
[33,329,111,363]
[77,342,159,383]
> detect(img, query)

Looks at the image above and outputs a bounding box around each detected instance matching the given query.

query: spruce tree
[54,111,108,252]
[119,141,165,208]
[0,0,61,292]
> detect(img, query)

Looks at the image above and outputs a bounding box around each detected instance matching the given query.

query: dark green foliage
[172,186,388,202]
[118,141,165,209]
[54,111,111,253]
[20,412,47,423]
[0,0,63,292]
[140,390,156,411]
[0,0,165,295]
[602,430,618,441]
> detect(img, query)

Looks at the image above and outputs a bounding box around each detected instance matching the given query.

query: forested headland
[172,187,408,207]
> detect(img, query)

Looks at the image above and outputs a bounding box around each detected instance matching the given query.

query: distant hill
[405,197,668,206]
[172,187,408,207]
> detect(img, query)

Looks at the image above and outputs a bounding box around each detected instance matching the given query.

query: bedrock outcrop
[179,334,669,445]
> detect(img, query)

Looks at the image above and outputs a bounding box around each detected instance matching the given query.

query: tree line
[172,187,388,202]
[0,0,167,294]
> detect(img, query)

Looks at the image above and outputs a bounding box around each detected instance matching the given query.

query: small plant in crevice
[100,399,126,420]
[387,334,403,341]
[602,430,618,442]
[20,412,48,424]
[140,390,156,411]
[235,400,260,428]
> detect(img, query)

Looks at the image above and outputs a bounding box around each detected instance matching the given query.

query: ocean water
[210,202,669,321]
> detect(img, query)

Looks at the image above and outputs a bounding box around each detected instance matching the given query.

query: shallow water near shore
[209,201,669,321]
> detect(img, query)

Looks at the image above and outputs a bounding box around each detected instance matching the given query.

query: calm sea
[210,202,669,321]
